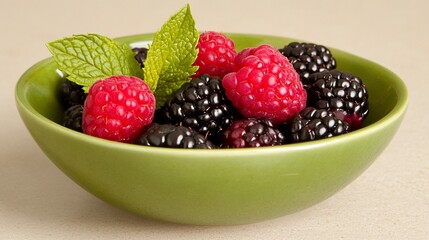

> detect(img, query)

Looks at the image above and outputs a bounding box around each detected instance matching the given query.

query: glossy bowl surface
[15,33,408,225]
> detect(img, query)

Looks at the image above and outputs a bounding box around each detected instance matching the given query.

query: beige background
[1,0,428,239]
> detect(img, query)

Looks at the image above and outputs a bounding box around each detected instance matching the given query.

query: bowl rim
[15,33,409,157]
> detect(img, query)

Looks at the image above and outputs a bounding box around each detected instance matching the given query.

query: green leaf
[144,4,199,108]
[47,33,143,92]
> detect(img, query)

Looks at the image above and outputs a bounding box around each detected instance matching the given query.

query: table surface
[1,0,428,239]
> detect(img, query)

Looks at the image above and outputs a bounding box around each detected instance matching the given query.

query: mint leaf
[47,33,143,92]
[144,4,199,108]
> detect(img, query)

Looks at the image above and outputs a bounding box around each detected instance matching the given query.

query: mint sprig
[47,34,143,92]
[144,4,199,108]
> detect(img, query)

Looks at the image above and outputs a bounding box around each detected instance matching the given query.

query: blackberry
[132,47,149,68]
[58,78,86,109]
[282,107,350,143]
[306,70,369,129]
[158,74,240,142]
[63,104,83,132]
[279,42,336,83]
[222,118,285,148]
[136,123,217,149]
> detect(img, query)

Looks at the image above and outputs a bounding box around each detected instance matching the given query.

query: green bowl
[15,33,408,225]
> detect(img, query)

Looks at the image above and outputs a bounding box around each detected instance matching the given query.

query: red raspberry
[222,44,307,125]
[193,31,237,78]
[82,76,155,143]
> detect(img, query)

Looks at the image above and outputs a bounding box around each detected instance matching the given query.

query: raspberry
[82,76,156,143]
[306,70,369,129]
[137,123,217,149]
[279,42,336,83]
[281,107,350,143]
[222,118,285,148]
[158,74,240,143]
[222,44,307,125]
[193,31,237,78]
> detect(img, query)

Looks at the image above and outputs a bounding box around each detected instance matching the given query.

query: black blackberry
[63,104,83,132]
[136,123,217,149]
[279,42,336,83]
[132,47,149,68]
[306,70,369,129]
[282,107,350,143]
[158,74,240,142]
[222,118,285,148]
[58,78,86,109]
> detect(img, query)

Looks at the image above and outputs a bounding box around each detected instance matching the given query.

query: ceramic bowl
[15,33,408,225]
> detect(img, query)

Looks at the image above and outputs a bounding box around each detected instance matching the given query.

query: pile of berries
[59,31,368,149]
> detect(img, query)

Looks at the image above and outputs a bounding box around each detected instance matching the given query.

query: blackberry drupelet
[282,107,350,143]
[58,78,86,109]
[63,104,83,132]
[136,123,217,149]
[132,47,149,68]
[306,70,369,129]
[159,74,240,142]
[222,118,285,148]
[279,42,336,83]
